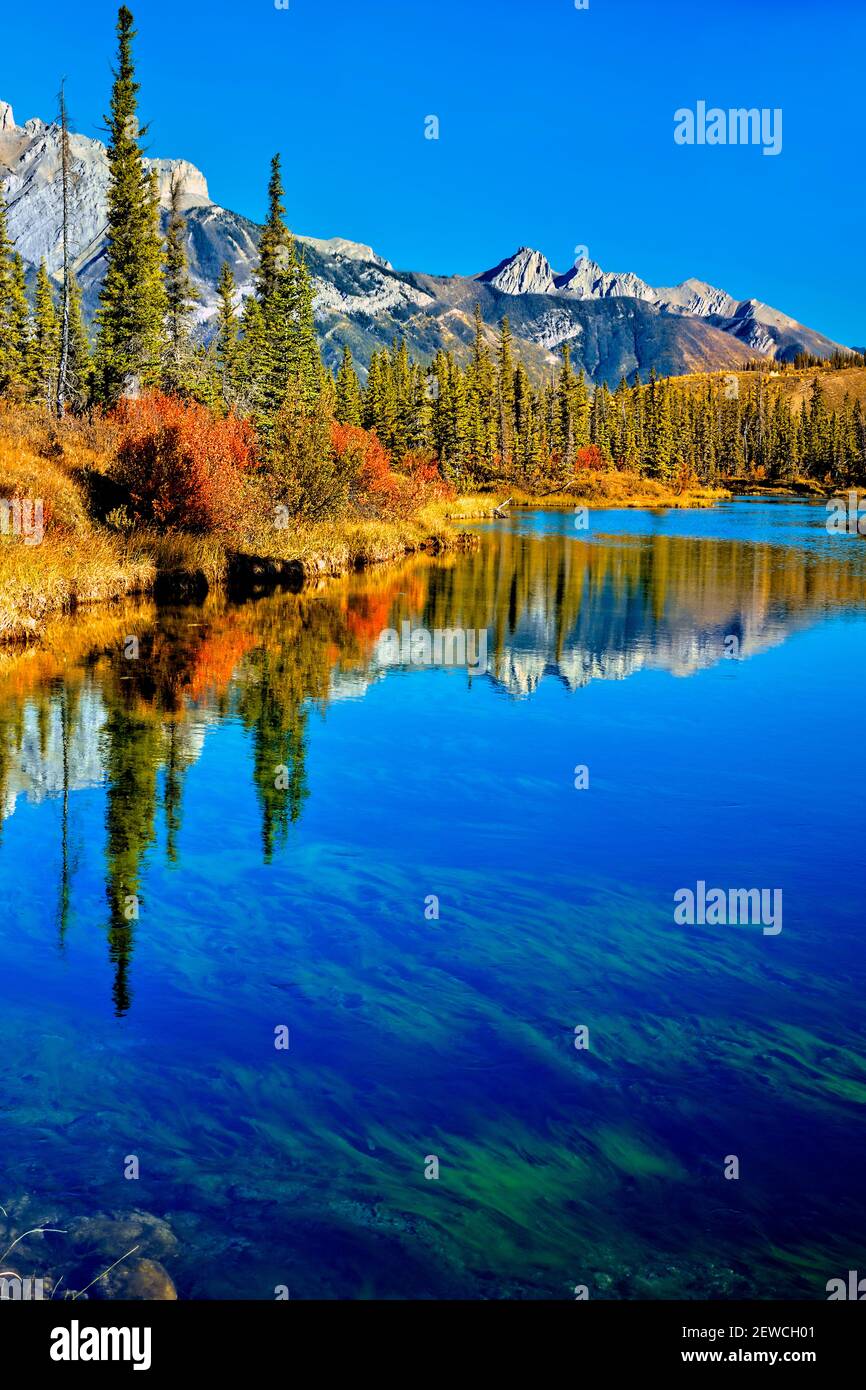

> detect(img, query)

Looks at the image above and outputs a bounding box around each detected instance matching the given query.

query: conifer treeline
[1,4,864,493]
[773,349,866,373]
[329,327,866,487]
[0,199,93,409]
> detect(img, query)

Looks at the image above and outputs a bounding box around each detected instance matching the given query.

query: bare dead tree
[55,80,71,418]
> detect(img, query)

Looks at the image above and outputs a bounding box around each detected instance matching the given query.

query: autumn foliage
[109,399,449,537]
[573,445,609,472]
[330,422,453,518]
[330,422,397,507]
[113,393,255,532]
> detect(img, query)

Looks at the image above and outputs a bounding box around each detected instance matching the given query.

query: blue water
[1,502,865,1299]
[481,496,842,551]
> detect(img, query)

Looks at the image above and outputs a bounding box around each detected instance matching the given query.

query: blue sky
[1,0,863,345]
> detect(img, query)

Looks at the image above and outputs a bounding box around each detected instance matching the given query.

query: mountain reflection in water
[2,520,865,1015]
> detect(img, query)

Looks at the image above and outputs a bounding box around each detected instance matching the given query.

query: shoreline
[0,518,478,647]
[0,479,727,647]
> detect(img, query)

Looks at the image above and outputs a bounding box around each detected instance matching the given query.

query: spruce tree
[391,335,412,458]
[249,154,291,420]
[0,184,15,394]
[496,317,516,473]
[363,348,397,448]
[163,170,199,394]
[255,153,288,307]
[0,189,32,399]
[95,5,168,402]
[513,361,537,482]
[555,344,578,474]
[65,272,94,412]
[466,305,496,477]
[32,260,59,406]
[246,154,323,435]
[56,80,73,416]
[7,254,33,397]
[335,344,362,425]
[291,247,320,403]
[214,260,240,408]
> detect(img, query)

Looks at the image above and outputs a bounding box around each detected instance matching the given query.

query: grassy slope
[669,364,866,412]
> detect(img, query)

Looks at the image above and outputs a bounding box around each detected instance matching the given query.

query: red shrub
[574,445,608,472]
[329,425,455,519]
[401,451,455,506]
[331,422,400,509]
[113,394,255,532]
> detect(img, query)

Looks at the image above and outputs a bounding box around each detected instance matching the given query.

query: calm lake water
[2,499,865,1299]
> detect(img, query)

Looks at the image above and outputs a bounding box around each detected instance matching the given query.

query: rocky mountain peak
[0,99,845,380]
[0,99,210,277]
[477,246,557,295]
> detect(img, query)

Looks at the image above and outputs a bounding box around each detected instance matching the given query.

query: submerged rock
[1,1202,181,1299]
[66,1209,179,1263]
[86,1257,177,1301]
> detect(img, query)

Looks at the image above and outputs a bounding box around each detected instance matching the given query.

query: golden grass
[0,407,151,638]
[229,502,459,578]
[444,476,728,517]
[0,531,155,641]
[0,426,93,536]
[124,529,229,585]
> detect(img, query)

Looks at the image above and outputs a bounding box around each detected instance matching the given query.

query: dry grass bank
[0,408,469,642]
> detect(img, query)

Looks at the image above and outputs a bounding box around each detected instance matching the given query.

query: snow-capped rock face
[521,305,585,350]
[310,266,433,318]
[301,235,392,270]
[478,248,791,334]
[472,248,846,362]
[654,276,740,318]
[556,257,657,303]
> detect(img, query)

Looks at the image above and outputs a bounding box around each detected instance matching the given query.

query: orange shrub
[113,394,255,533]
[403,451,455,504]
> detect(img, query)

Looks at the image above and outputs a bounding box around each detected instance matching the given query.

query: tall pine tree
[162,170,200,394]
[32,260,59,406]
[95,5,167,403]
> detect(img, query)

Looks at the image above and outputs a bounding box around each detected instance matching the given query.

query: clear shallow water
[1,502,865,1299]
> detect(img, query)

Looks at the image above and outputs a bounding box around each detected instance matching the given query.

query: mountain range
[0,97,847,385]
